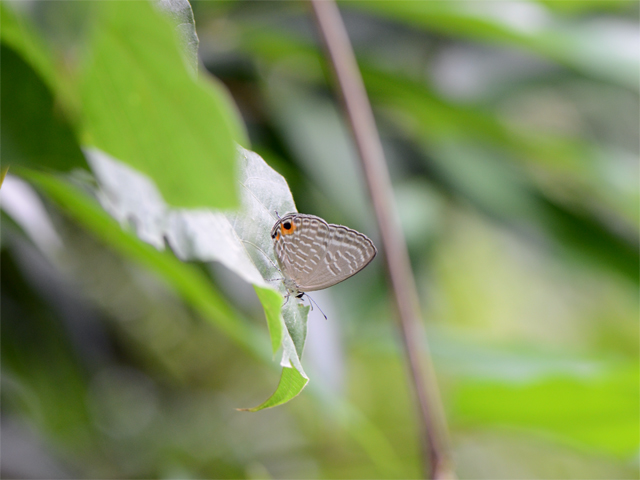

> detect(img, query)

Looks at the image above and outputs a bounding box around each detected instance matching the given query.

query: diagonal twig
[309,1,455,478]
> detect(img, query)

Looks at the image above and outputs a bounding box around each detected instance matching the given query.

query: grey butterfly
[270,213,377,299]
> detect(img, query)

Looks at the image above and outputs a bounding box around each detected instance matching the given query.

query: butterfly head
[270,213,298,241]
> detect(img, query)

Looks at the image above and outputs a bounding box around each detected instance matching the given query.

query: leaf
[239,366,308,412]
[0,2,58,92]
[0,43,86,172]
[348,1,638,90]
[0,4,86,172]
[80,0,246,209]
[451,362,639,457]
[85,146,310,409]
[1,167,9,187]
[155,0,200,75]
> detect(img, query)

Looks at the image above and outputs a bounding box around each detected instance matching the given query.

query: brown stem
[309,1,454,478]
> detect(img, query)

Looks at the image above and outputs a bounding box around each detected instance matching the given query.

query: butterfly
[270,213,377,300]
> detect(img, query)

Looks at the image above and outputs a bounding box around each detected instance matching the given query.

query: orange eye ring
[281,219,296,235]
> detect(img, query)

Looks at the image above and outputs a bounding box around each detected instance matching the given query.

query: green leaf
[451,363,639,457]
[0,2,86,125]
[240,366,308,412]
[156,0,200,75]
[80,0,245,209]
[538,0,635,14]
[1,167,9,187]
[0,43,86,171]
[347,1,638,90]
[0,2,58,91]
[84,146,310,408]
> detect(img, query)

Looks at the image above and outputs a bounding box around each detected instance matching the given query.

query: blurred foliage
[0,43,85,171]
[1,1,638,479]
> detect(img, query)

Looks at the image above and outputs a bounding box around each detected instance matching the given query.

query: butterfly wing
[296,223,377,292]
[274,214,331,287]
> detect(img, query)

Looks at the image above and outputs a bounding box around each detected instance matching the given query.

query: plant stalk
[309,1,454,478]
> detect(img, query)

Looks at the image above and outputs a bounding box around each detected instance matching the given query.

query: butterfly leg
[282,292,291,308]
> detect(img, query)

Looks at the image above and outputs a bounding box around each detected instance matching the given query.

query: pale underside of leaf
[85,146,310,409]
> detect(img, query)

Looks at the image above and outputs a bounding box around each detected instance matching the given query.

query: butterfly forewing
[274,215,331,287]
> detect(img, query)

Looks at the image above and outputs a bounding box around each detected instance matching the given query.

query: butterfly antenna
[304,293,328,320]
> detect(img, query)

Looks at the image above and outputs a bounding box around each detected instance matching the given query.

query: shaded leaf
[1,250,98,456]
[19,168,264,357]
[0,2,58,92]
[0,43,86,172]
